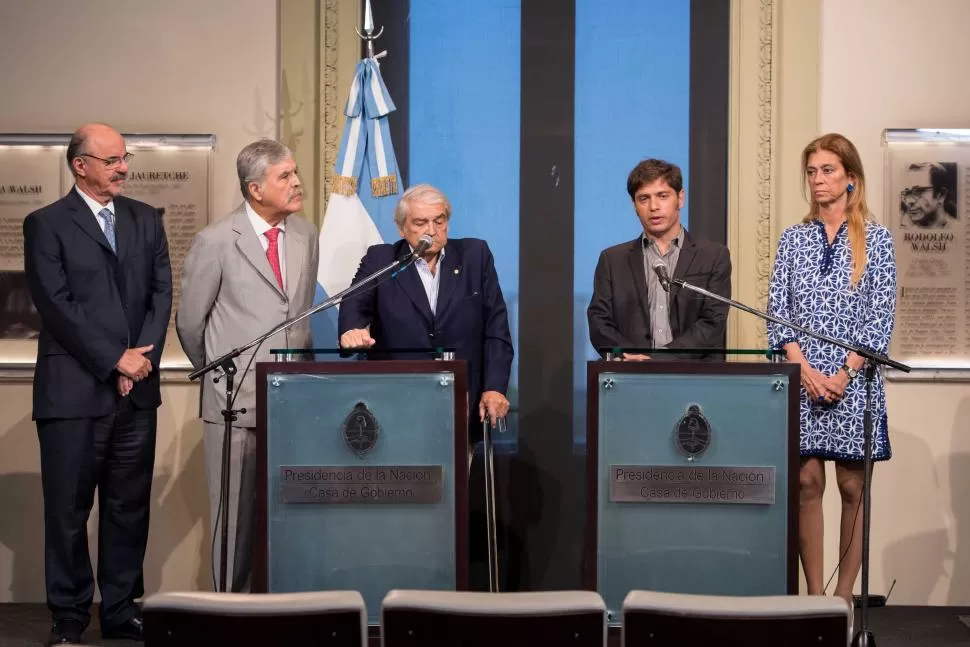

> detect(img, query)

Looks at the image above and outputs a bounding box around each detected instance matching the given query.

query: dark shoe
[48,618,84,645]
[101,615,144,641]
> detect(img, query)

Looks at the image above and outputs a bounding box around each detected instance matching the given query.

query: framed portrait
[883,128,970,380]
[0,133,215,379]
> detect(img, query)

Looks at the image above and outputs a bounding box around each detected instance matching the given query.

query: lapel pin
[454,267,460,275]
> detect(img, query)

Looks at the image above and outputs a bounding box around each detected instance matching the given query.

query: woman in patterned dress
[767,133,897,606]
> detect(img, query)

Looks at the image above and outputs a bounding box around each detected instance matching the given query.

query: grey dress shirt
[641,228,683,348]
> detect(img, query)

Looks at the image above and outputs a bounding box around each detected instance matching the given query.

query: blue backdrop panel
[573,0,691,448]
[409,0,521,446]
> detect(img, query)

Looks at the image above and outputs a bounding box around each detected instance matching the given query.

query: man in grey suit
[176,139,319,591]
[588,158,731,360]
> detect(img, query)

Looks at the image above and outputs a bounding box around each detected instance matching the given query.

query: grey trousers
[203,422,256,592]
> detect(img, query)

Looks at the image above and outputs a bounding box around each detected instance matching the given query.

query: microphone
[396,234,435,265]
[653,262,671,292]
[411,234,434,258]
[393,235,436,275]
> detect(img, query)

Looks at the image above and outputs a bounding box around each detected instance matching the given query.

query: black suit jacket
[23,188,172,420]
[338,238,514,408]
[587,229,731,359]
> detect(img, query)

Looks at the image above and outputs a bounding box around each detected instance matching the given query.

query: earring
[846,183,855,193]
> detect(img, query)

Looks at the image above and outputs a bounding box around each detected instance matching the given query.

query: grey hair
[66,130,86,177]
[237,139,293,199]
[393,184,452,227]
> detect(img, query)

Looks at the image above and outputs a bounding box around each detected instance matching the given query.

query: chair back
[142,590,367,647]
[622,590,851,647]
[381,589,607,647]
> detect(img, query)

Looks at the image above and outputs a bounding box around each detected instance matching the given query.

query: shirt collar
[642,226,684,250]
[812,217,847,236]
[245,201,286,236]
[74,185,115,218]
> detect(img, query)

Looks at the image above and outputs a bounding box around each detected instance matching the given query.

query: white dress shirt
[414,247,444,314]
[74,185,115,239]
[245,201,287,292]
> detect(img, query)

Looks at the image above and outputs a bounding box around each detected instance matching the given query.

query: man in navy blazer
[338,183,513,429]
[23,123,172,645]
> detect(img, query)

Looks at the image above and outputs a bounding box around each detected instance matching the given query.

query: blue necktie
[98,208,116,253]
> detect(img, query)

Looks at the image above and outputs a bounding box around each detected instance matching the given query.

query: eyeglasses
[78,152,134,168]
[900,186,933,200]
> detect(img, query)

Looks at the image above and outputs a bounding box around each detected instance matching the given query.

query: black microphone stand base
[852,630,876,647]
[854,594,886,608]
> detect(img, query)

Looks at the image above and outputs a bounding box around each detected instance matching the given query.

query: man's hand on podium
[622,352,651,361]
[340,328,376,348]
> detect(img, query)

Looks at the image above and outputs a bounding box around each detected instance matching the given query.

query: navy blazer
[23,188,172,420]
[338,237,513,406]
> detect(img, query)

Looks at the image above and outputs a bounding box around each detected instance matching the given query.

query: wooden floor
[1,603,969,646]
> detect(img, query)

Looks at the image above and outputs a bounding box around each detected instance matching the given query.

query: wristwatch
[841,363,858,380]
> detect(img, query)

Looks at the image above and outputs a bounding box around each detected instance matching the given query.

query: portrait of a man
[899,161,958,228]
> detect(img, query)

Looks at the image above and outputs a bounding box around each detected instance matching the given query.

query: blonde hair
[801,133,871,287]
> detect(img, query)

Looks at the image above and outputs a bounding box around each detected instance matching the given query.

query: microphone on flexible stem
[411,234,434,258]
[653,262,671,292]
[393,235,435,277]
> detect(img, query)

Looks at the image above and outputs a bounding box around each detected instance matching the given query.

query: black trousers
[37,399,156,628]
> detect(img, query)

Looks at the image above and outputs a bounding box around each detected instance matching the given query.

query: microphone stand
[657,271,909,647]
[189,245,425,593]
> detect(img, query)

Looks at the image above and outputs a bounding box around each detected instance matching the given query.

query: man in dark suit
[23,123,172,645]
[338,183,513,427]
[588,158,730,360]
[338,184,513,591]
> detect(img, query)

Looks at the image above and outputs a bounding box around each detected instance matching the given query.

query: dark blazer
[23,188,172,419]
[587,229,731,359]
[338,237,514,406]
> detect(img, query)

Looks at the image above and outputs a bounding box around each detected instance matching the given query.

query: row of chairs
[137,589,853,646]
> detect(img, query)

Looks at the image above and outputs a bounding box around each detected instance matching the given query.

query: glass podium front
[254,357,469,624]
[585,351,800,623]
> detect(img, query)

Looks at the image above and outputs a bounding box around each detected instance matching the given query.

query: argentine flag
[313,57,401,347]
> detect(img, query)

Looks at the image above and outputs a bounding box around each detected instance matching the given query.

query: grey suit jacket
[176,203,319,427]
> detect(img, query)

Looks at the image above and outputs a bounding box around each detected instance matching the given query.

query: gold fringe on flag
[330,175,358,196]
[370,174,398,198]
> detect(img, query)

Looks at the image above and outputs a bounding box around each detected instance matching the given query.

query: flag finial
[356,0,385,60]
[363,0,374,35]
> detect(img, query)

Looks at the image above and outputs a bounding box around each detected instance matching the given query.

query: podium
[583,352,801,623]
[253,356,470,624]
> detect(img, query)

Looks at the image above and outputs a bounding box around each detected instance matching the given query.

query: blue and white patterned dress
[767,219,897,461]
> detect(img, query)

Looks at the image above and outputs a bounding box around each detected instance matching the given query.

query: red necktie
[264,227,284,292]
